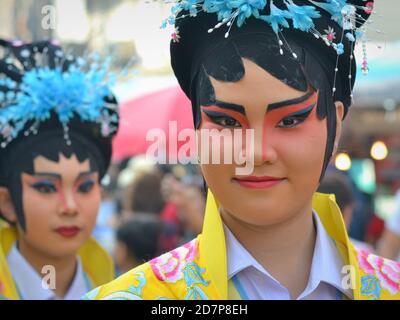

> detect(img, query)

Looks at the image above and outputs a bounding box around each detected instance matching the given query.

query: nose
[253,124,278,167]
[59,190,78,216]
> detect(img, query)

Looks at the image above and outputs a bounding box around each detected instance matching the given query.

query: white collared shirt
[224,211,353,300]
[386,190,400,237]
[7,243,90,300]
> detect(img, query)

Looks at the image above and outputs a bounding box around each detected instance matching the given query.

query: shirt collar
[7,243,89,300]
[223,210,353,299]
[305,210,353,299]
[223,223,265,278]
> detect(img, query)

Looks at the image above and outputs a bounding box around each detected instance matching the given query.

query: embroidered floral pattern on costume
[150,238,210,300]
[183,262,210,300]
[150,238,198,283]
[358,249,400,296]
[82,272,147,300]
[81,286,101,300]
[360,275,381,300]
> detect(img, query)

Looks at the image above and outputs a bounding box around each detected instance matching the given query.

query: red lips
[233,176,285,189]
[55,226,80,238]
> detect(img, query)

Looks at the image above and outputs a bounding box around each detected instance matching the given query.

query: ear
[0,187,17,223]
[332,101,345,157]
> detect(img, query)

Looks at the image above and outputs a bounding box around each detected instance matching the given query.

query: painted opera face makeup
[18,154,101,259]
[197,58,328,227]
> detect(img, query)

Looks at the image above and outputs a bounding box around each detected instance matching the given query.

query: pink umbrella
[112,86,195,162]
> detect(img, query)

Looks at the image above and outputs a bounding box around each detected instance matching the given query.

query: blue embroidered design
[185,285,210,300]
[183,262,210,287]
[81,286,101,300]
[361,275,381,300]
[127,271,147,296]
[183,262,210,300]
[83,272,147,300]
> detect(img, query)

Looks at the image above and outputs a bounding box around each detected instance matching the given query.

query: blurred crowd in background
[93,157,206,275]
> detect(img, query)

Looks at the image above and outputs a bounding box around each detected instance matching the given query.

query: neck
[221,203,316,299]
[18,238,77,299]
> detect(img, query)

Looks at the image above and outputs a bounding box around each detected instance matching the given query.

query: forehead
[33,153,90,174]
[208,58,307,111]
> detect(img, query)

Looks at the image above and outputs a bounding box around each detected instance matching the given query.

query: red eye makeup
[200,100,250,129]
[264,91,319,129]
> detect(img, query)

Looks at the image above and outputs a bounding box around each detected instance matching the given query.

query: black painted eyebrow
[267,91,314,112]
[210,100,246,115]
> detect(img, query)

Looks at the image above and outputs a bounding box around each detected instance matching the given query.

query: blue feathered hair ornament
[161,0,373,55]
[162,0,376,101]
[0,39,121,148]
[163,0,374,54]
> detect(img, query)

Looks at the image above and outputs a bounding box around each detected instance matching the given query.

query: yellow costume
[84,191,400,300]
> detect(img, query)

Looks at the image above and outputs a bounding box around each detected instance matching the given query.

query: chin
[234,207,285,226]
[52,238,86,256]
[59,243,82,254]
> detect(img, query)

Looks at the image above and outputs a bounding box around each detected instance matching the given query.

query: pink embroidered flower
[150,239,198,283]
[358,249,400,295]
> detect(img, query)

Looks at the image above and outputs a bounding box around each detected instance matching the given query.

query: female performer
[0,39,119,299]
[85,0,400,300]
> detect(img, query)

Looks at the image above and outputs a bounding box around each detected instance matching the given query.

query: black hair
[317,172,354,212]
[129,171,166,215]
[116,215,163,263]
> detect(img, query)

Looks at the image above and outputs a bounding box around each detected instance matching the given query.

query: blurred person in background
[377,182,400,260]
[119,161,178,252]
[90,162,123,255]
[116,155,160,218]
[118,159,206,254]
[114,214,163,275]
[160,170,205,240]
[317,171,374,252]
[127,170,165,216]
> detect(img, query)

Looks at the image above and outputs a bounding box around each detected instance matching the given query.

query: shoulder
[82,262,155,300]
[356,248,400,300]
[82,238,210,300]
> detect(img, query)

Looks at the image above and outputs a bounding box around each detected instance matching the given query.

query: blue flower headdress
[0,40,120,149]
[162,0,377,100]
